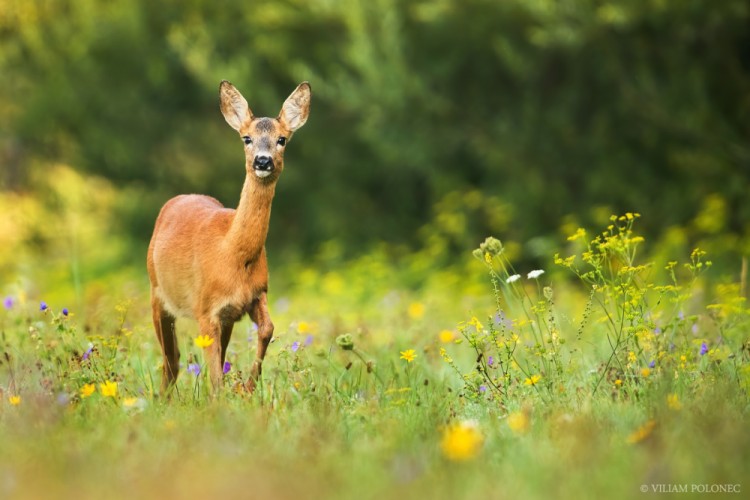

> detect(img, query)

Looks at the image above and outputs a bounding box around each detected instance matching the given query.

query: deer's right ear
[220,80,253,131]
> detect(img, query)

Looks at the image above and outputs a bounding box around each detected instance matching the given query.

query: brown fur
[147,80,311,394]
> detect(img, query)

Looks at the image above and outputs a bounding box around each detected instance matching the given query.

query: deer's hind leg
[151,293,180,395]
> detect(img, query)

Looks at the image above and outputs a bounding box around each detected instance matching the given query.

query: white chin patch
[254,170,272,178]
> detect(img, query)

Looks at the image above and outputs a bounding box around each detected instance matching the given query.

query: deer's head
[220,80,311,182]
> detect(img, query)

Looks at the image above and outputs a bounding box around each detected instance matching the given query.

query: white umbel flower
[506,274,521,283]
[527,269,545,279]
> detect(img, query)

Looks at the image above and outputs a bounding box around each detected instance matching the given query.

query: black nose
[254,155,274,170]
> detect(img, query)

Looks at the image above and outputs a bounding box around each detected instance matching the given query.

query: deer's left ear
[279,82,311,132]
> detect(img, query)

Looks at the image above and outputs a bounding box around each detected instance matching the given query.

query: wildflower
[408,302,425,319]
[627,420,656,444]
[468,317,484,331]
[223,361,231,374]
[62,308,69,317]
[479,385,487,393]
[40,301,48,312]
[484,252,492,264]
[297,321,311,334]
[336,334,354,350]
[667,394,682,411]
[99,381,118,398]
[291,341,300,353]
[194,335,214,348]
[567,227,586,241]
[506,274,521,284]
[400,349,417,363]
[654,327,662,334]
[524,374,541,386]
[9,395,21,406]
[123,397,138,408]
[80,383,96,398]
[439,330,454,343]
[507,410,530,434]
[440,420,484,461]
[628,351,637,364]
[304,334,314,346]
[82,344,94,361]
[123,397,147,413]
[57,393,71,406]
[187,363,201,376]
[477,237,503,257]
[699,342,708,356]
[3,296,12,309]
[648,360,655,368]
[641,368,651,378]
[527,270,545,279]
[614,379,623,387]
[487,355,494,368]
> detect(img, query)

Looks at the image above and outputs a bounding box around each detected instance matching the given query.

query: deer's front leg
[247,293,274,392]
[199,317,225,392]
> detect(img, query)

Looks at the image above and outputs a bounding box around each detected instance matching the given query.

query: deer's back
[147,194,235,318]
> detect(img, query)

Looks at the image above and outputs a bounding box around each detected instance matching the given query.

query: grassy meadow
[1,181,748,499]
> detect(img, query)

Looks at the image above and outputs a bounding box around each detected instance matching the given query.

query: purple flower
[304,334,314,346]
[223,361,231,374]
[678,311,685,321]
[40,301,48,312]
[82,345,93,361]
[3,296,13,310]
[654,327,662,335]
[57,393,71,406]
[479,385,487,393]
[291,341,300,353]
[62,308,69,317]
[691,323,698,334]
[487,356,494,368]
[648,360,655,368]
[699,342,708,356]
[187,363,201,376]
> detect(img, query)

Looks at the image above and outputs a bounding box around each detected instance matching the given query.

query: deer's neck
[227,175,276,265]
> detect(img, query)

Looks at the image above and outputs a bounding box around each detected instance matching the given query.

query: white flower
[506,274,521,283]
[527,269,545,279]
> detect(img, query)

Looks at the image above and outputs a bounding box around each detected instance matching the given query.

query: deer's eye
[277,137,287,146]
[242,136,252,145]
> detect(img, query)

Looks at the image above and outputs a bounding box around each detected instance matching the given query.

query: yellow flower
[297,321,311,334]
[507,410,530,434]
[194,334,214,348]
[122,397,139,408]
[628,351,637,364]
[440,421,483,461]
[484,252,492,264]
[567,227,586,241]
[614,379,623,387]
[641,368,651,378]
[80,383,96,398]
[468,316,484,331]
[408,302,425,319]
[524,374,541,386]
[439,330,454,343]
[100,381,118,398]
[667,393,682,411]
[400,349,417,363]
[627,420,656,444]
[8,395,21,406]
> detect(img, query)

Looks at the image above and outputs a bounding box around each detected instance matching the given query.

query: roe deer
[147,80,311,394]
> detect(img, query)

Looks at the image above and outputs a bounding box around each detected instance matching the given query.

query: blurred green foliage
[1,0,748,264]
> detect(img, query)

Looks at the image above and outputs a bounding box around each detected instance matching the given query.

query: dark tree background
[1,0,748,264]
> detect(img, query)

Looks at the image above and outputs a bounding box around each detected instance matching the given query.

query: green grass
[1,217,749,499]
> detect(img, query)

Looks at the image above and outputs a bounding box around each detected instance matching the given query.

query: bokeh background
[1,0,748,308]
